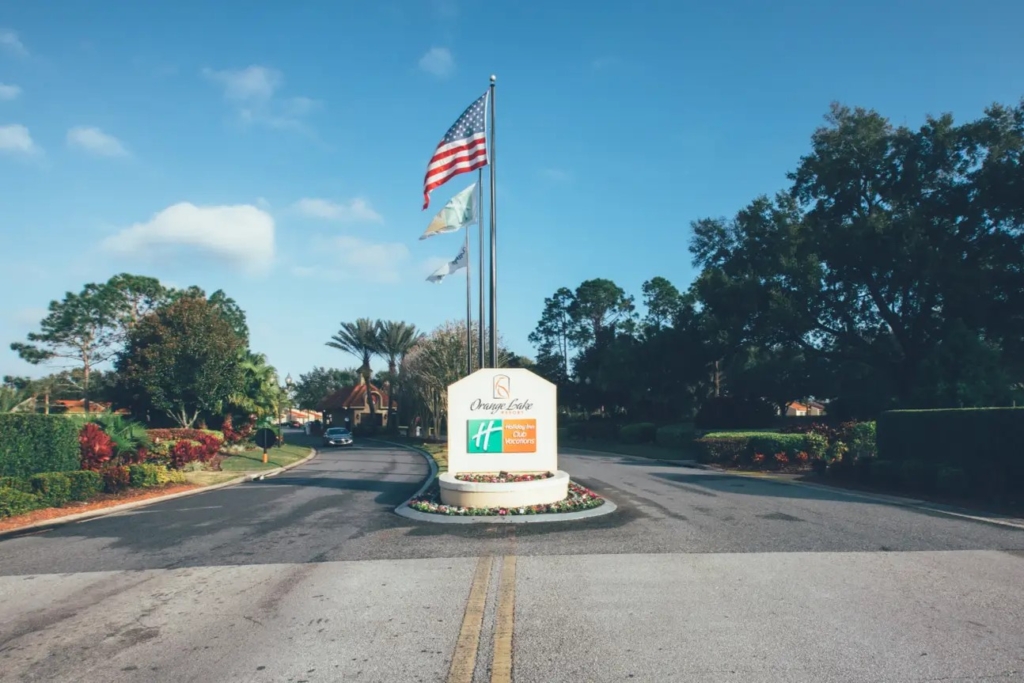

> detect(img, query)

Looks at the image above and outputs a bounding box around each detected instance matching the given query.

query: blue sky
[2,0,1023,381]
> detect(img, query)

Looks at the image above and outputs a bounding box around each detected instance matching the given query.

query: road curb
[378,439,619,524]
[720,468,1024,532]
[0,447,317,541]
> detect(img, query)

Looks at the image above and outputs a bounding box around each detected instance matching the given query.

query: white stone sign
[446,368,558,475]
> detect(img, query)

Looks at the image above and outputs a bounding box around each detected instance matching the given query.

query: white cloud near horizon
[102,202,275,274]
[293,235,411,284]
[67,126,130,157]
[202,65,318,131]
[292,197,383,223]
[0,83,21,100]
[418,47,455,78]
[0,29,28,57]
[0,124,39,155]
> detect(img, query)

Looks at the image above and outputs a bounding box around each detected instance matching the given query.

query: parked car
[322,427,353,447]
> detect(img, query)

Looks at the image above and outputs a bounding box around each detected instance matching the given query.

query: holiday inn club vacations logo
[467,418,537,453]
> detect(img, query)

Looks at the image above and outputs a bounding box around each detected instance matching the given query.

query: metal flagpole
[488,75,499,368]
[464,213,472,376]
[477,168,485,371]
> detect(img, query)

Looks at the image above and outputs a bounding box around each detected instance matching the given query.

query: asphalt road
[1,437,1023,682]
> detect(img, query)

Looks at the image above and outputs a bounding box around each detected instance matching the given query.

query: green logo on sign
[467,419,504,453]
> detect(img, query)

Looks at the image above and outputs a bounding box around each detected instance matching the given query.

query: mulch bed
[0,484,197,533]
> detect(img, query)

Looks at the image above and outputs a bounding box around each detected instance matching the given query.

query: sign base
[438,470,570,508]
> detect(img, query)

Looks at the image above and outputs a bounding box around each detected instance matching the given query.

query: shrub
[801,432,829,459]
[935,466,968,497]
[877,408,1024,499]
[695,396,776,431]
[0,476,31,493]
[78,422,115,471]
[148,428,224,443]
[870,460,901,488]
[220,414,255,444]
[900,460,935,493]
[101,465,131,493]
[694,436,749,464]
[0,414,81,478]
[66,470,103,501]
[848,422,877,460]
[745,433,806,458]
[169,440,206,469]
[128,464,164,488]
[28,472,72,507]
[556,427,569,441]
[656,423,695,448]
[619,423,657,444]
[157,467,187,485]
[0,487,41,518]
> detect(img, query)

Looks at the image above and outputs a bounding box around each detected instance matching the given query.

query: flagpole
[477,168,485,371]
[488,74,499,368]
[464,211,472,376]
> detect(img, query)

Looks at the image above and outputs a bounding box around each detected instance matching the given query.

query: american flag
[422,92,488,210]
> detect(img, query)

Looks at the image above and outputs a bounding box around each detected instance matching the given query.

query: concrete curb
[0,447,317,541]
[376,438,618,525]
[720,468,1024,532]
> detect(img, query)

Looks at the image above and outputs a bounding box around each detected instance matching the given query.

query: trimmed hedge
[29,472,72,507]
[0,487,40,518]
[695,432,811,465]
[877,408,1024,498]
[67,470,103,501]
[656,424,695,448]
[619,423,657,444]
[0,415,81,478]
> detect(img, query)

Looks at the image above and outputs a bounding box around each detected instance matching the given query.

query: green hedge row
[0,415,81,478]
[877,408,1024,498]
[694,432,816,464]
[0,464,184,519]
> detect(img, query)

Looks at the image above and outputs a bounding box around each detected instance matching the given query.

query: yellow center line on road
[491,555,517,683]
[447,555,494,683]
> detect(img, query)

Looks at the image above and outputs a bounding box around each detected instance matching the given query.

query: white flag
[426,244,468,283]
[419,183,477,240]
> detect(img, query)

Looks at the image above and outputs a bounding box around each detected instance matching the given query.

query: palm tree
[327,318,381,421]
[376,321,422,431]
[228,351,284,420]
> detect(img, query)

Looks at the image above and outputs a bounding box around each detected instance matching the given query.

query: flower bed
[453,471,554,483]
[409,480,604,516]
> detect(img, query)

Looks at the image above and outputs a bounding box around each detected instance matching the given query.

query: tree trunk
[83,361,91,414]
[713,360,721,398]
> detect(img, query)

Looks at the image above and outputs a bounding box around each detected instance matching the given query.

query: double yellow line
[447,555,518,683]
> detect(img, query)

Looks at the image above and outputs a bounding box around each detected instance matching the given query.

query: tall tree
[227,351,284,420]
[114,295,244,427]
[569,278,636,347]
[293,367,359,410]
[10,283,121,413]
[327,318,381,419]
[640,276,684,336]
[528,287,576,384]
[105,273,169,336]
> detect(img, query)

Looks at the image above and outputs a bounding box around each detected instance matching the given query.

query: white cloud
[202,65,317,131]
[0,124,39,155]
[540,168,571,182]
[67,126,130,157]
[102,202,275,274]
[202,65,281,102]
[292,197,383,223]
[418,47,455,78]
[0,29,27,57]
[293,236,411,284]
[0,83,21,100]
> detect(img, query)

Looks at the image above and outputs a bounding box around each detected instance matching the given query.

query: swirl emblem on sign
[492,374,511,399]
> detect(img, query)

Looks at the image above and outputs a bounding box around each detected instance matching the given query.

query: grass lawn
[562,439,697,462]
[183,471,244,486]
[218,443,312,473]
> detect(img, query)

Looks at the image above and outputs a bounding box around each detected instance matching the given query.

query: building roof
[319,384,395,411]
[52,399,129,415]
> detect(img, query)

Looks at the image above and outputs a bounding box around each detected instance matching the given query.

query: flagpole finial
[490,74,496,83]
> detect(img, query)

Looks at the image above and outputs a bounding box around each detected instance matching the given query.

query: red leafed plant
[752,452,765,466]
[79,423,114,471]
[773,452,790,467]
[220,414,255,444]
[169,440,206,469]
[101,465,131,493]
[196,432,223,460]
[794,450,810,465]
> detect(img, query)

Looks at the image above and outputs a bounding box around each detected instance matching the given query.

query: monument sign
[447,368,557,475]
